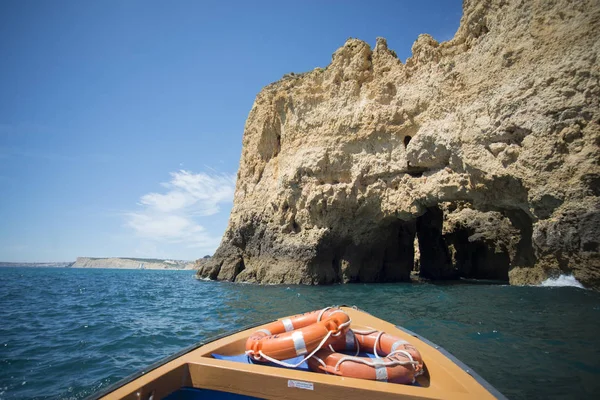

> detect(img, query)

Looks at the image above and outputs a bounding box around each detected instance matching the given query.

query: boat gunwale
[85,305,507,400]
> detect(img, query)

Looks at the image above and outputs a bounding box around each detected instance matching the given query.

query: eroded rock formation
[197,0,600,288]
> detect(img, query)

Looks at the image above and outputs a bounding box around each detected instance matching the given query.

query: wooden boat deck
[95,307,504,400]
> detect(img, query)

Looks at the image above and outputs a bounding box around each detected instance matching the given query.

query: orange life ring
[245,307,351,362]
[327,329,424,374]
[307,349,417,384]
[307,329,424,383]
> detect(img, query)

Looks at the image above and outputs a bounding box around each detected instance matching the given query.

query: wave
[539,274,585,289]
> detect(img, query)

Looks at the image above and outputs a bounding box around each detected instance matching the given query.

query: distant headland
[73,257,195,270]
[0,261,74,268]
[0,257,196,270]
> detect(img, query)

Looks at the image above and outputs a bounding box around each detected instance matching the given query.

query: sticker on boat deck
[287,379,314,390]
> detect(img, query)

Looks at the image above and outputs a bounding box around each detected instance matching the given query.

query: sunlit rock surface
[197,0,600,288]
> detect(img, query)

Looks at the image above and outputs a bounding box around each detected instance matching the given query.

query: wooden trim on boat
[88,306,506,400]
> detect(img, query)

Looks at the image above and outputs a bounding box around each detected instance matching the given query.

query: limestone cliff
[197,0,600,288]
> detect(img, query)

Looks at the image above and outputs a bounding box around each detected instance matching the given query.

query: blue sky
[0,0,462,262]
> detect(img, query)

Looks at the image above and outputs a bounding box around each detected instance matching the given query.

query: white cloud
[140,191,192,213]
[126,170,235,252]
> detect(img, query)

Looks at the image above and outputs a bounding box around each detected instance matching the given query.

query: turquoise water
[1,267,599,399]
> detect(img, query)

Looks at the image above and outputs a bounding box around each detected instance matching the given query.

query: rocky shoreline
[196,0,600,289]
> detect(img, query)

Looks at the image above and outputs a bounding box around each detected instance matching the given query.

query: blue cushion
[212,353,311,371]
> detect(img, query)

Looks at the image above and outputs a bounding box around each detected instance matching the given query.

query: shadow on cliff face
[198,203,536,285]
[531,204,600,288]
[414,204,537,282]
[416,206,456,280]
[313,202,533,284]
[320,218,417,283]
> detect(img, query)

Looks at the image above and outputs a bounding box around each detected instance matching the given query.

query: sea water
[1,267,599,400]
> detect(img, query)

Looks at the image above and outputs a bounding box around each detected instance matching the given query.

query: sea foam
[539,274,585,289]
